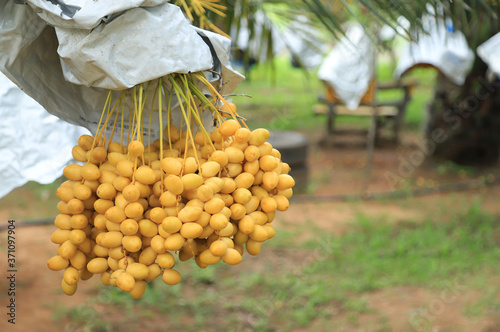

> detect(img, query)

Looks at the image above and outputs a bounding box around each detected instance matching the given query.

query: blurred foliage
[177,0,499,71]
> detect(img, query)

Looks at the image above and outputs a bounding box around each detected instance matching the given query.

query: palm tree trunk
[425,64,500,165]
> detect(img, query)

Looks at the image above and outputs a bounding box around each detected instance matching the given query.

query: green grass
[233,58,324,130]
[57,201,500,331]
[307,202,500,292]
[463,285,500,317]
[435,160,479,177]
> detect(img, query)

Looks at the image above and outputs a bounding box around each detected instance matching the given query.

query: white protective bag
[0,0,244,136]
[0,72,89,198]
[394,7,474,86]
[317,23,376,110]
[477,32,500,77]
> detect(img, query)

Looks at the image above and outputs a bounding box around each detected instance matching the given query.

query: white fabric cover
[477,32,500,77]
[317,24,376,110]
[0,72,89,198]
[394,11,474,86]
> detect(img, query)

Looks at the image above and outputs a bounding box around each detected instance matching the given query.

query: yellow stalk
[108,92,125,145]
[158,78,164,194]
[91,90,112,151]
[120,95,125,148]
[127,99,133,149]
[99,91,123,141]
[161,80,174,152]
[184,74,217,152]
[180,75,201,169]
[137,83,143,141]
[175,0,194,21]
[193,72,248,129]
[174,95,189,174]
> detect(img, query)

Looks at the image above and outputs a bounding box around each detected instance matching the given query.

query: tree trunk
[425,65,500,166]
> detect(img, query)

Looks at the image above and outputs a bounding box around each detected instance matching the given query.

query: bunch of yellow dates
[48,116,294,299]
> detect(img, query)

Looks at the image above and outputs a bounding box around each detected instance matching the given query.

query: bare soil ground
[1,129,500,332]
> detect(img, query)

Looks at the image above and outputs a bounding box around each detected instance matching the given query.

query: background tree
[180,0,500,165]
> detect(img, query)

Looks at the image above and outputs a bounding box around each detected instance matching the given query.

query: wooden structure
[313,78,416,193]
[313,79,416,145]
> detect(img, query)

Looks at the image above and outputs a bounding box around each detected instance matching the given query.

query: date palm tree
[180,0,500,165]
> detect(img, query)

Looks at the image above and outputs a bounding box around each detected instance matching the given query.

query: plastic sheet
[26,0,169,29]
[279,18,327,69]
[55,4,214,90]
[232,11,326,69]
[0,72,89,198]
[394,10,474,86]
[477,32,500,77]
[0,1,244,138]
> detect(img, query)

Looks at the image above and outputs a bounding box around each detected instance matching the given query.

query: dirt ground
[1,129,500,332]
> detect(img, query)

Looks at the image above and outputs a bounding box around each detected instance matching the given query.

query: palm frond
[174,0,499,72]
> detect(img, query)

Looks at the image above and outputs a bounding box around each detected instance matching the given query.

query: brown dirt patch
[0,226,101,332]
